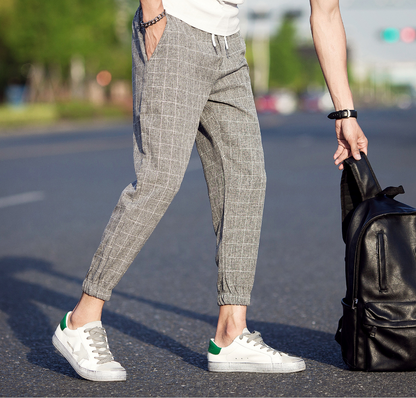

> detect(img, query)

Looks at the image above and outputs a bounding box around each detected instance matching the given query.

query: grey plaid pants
[82,12,267,306]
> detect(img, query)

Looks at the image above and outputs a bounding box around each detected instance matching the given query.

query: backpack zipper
[377,232,388,292]
[351,211,416,309]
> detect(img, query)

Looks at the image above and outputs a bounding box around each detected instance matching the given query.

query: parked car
[300,90,333,112]
[255,91,297,114]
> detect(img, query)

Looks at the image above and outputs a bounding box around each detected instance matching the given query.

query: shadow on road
[0,256,346,380]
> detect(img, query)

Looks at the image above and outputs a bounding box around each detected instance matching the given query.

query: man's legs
[54,15,305,378]
[71,23,257,339]
[67,293,104,329]
[69,295,246,346]
[82,14,210,302]
[53,14,212,380]
[215,305,247,347]
[197,35,305,373]
[196,33,266,346]
[56,16,256,373]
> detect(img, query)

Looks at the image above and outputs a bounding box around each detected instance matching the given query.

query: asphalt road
[1,109,416,397]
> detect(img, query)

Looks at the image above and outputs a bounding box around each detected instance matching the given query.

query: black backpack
[335,153,416,371]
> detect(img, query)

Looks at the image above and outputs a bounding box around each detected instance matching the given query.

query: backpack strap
[341,153,382,242]
[378,185,405,199]
[335,316,343,345]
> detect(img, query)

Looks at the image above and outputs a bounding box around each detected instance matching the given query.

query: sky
[238,0,416,85]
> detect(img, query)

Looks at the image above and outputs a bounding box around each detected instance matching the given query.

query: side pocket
[377,232,388,292]
[363,301,416,371]
[339,298,358,369]
[145,14,170,62]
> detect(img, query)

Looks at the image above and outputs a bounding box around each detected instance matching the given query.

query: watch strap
[327,109,357,120]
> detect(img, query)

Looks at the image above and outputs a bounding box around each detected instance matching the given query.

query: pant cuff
[217,293,251,306]
[82,279,112,301]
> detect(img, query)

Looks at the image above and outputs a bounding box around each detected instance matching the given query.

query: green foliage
[0,0,137,99]
[0,0,21,98]
[0,101,129,128]
[269,16,303,90]
[268,14,325,93]
[0,103,58,127]
[56,101,127,120]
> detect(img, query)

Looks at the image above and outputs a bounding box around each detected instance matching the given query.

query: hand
[144,17,166,60]
[333,118,368,170]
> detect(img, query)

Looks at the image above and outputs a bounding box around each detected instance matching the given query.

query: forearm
[310,0,353,111]
[140,0,164,22]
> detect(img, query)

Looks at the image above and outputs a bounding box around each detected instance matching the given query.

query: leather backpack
[335,153,416,371]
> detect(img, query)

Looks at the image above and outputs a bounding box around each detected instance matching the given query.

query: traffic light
[401,27,416,43]
[381,27,416,43]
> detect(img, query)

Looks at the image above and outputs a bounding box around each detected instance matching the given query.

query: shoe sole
[52,333,126,382]
[208,360,306,373]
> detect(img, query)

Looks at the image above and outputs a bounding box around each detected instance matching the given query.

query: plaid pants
[82,11,267,306]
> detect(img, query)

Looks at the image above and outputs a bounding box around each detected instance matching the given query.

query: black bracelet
[140,9,166,29]
[327,109,357,120]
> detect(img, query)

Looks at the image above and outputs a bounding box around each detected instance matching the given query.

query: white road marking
[0,191,45,209]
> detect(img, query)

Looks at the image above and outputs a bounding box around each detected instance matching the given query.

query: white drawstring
[211,34,229,53]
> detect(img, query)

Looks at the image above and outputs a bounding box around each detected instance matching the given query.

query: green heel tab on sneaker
[208,339,222,355]
[60,313,69,331]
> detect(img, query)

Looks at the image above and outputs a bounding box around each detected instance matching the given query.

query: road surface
[1,109,416,396]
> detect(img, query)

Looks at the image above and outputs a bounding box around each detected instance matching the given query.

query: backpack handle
[341,153,382,242]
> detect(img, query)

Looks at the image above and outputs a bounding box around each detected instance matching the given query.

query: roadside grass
[0,101,131,130]
[0,104,58,127]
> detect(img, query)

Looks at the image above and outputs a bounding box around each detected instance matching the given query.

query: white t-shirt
[163,0,244,36]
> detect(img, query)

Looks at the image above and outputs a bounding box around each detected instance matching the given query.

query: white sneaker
[207,328,306,373]
[52,312,126,381]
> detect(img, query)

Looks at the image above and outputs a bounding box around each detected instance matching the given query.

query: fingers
[359,138,368,156]
[333,118,368,170]
[334,145,349,170]
[333,144,346,161]
[144,18,166,60]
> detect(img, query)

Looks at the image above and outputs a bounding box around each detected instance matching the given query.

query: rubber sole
[208,360,306,373]
[52,333,126,382]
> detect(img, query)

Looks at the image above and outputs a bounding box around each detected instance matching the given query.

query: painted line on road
[0,191,45,209]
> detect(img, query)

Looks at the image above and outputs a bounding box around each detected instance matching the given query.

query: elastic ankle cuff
[82,280,112,301]
[217,293,251,306]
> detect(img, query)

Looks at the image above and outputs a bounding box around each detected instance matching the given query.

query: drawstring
[211,34,229,54]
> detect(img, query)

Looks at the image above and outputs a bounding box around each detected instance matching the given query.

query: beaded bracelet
[140,9,166,29]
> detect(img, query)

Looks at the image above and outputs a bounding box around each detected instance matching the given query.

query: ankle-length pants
[82,11,267,306]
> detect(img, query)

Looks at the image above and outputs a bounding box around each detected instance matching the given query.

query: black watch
[327,109,357,120]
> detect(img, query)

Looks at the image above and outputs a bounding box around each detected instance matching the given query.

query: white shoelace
[85,326,114,364]
[240,331,281,356]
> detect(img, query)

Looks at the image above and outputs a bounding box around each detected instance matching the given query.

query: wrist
[141,1,164,21]
[140,9,166,29]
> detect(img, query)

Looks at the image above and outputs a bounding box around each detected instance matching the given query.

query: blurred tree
[268,12,325,93]
[0,0,21,101]
[0,0,137,102]
[269,13,303,91]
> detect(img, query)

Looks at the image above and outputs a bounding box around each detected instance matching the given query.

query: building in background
[240,0,416,110]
